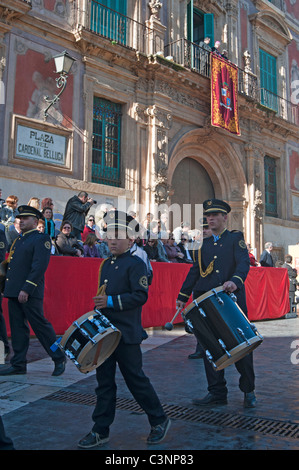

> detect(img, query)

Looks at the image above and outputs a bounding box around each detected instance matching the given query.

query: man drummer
[78,210,170,448]
[176,199,256,408]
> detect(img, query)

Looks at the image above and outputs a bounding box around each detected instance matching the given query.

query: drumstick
[164,307,182,331]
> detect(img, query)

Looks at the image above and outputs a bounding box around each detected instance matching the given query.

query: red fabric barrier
[1,258,290,336]
[245,267,290,321]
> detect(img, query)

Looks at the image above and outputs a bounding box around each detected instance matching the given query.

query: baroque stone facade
[0,0,298,258]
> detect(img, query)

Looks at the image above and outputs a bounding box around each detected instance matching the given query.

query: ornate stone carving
[253,189,264,221]
[148,1,162,20]
[145,105,172,129]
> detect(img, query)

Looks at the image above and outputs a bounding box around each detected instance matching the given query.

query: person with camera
[62,191,96,241]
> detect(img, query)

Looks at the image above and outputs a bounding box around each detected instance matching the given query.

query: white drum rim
[78,330,122,373]
[60,310,99,348]
[183,286,224,316]
[214,336,263,371]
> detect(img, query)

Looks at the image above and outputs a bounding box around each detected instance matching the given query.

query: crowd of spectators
[0,192,203,266]
[0,190,298,295]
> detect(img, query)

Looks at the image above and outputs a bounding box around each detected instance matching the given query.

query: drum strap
[96,259,108,296]
[198,249,214,278]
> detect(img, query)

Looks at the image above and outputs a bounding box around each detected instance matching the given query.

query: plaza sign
[16,124,67,166]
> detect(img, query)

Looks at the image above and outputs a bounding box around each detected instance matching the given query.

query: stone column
[145,105,172,217]
[244,143,264,259]
[146,1,167,55]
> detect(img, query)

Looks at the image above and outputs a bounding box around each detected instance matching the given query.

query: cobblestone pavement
[0,315,298,452]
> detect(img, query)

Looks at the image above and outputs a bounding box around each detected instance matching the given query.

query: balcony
[87,7,298,128]
[89,1,150,55]
[165,38,299,127]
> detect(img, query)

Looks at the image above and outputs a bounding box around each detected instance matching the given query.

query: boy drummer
[78,210,170,448]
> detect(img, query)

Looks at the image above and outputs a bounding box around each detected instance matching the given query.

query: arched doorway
[170,157,215,229]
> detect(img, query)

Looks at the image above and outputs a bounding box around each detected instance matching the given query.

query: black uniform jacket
[98,250,148,344]
[4,229,52,299]
[0,230,7,262]
[63,195,92,232]
[177,229,250,313]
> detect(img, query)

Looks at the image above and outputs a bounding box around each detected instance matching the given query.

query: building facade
[0,0,298,259]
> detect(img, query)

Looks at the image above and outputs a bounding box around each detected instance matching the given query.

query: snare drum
[58,309,121,373]
[183,287,263,371]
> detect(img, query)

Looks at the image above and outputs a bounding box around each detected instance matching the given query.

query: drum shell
[60,311,121,373]
[184,287,262,370]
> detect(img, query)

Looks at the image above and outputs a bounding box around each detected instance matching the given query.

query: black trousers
[0,416,14,450]
[92,340,166,436]
[8,297,65,370]
[0,296,9,353]
[202,352,255,398]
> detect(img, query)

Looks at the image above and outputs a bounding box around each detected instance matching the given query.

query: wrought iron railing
[87,7,298,128]
[89,1,149,54]
[165,38,299,126]
[259,88,299,126]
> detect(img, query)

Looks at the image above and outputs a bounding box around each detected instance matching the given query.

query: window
[92,97,121,187]
[91,0,127,45]
[259,49,278,112]
[264,156,278,217]
[187,2,214,46]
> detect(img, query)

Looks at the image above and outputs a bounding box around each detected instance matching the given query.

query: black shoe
[147,418,171,445]
[0,366,27,376]
[244,391,257,408]
[78,431,109,449]
[188,351,204,359]
[192,393,227,406]
[52,360,66,376]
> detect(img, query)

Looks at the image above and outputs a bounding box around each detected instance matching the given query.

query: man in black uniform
[78,211,170,448]
[177,199,256,408]
[0,205,66,376]
[0,230,10,358]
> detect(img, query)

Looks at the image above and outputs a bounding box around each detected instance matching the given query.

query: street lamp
[43,50,75,120]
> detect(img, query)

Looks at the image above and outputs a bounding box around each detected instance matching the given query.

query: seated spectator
[173,221,191,243]
[83,233,99,258]
[157,231,169,262]
[164,234,185,263]
[130,237,153,285]
[96,238,111,259]
[28,197,40,210]
[37,219,45,233]
[177,233,193,263]
[0,188,5,210]
[41,197,54,211]
[42,207,56,239]
[0,195,19,229]
[189,229,202,249]
[143,236,164,262]
[56,220,84,257]
[246,243,260,267]
[82,215,100,242]
[37,219,57,254]
[6,218,21,248]
[142,212,154,232]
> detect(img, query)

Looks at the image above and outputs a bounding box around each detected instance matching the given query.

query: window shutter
[259,49,278,111]
[187,0,193,42]
[204,13,214,46]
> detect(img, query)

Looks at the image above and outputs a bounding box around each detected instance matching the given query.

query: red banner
[211,53,240,135]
